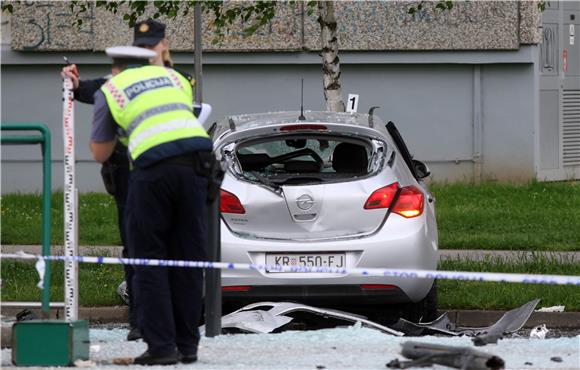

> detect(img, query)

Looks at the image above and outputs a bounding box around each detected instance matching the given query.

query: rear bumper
[222,284,411,306]
[220,212,438,303]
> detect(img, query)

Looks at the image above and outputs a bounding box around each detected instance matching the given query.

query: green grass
[430,181,580,251]
[2,256,578,309]
[1,260,125,306]
[1,181,580,250]
[1,192,121,246]
[439,255,580,310]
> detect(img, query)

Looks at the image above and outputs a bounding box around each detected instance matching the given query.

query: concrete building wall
[1,1,547,193]
[481,64,537,181]
[1,49,539,193]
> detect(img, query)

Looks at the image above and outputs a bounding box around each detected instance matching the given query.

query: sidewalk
[2,245,579,262]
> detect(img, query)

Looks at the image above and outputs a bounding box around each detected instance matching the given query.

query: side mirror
[413,159,431,179]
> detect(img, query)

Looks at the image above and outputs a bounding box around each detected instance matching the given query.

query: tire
[403,280,438,323]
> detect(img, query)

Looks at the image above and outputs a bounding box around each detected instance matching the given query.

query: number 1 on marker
[346,93,359,113]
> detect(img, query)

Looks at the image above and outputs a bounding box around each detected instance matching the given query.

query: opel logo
[296,194,315,211]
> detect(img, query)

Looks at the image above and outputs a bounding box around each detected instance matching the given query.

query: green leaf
[2,4,14,13]
[537,1,546,12]
[243,25,258,36]
[225,9,236,20]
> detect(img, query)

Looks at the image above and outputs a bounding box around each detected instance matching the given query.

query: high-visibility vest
[100,65,209,164]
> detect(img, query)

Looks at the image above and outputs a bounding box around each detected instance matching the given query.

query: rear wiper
[249,171,283,197]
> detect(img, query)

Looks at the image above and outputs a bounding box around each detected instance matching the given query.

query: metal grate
[562,90,580,166]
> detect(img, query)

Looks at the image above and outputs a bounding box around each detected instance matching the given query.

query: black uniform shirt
[75,78,107,104]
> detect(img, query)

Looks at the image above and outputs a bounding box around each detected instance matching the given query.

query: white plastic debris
[73,359,96,367]
[535,306,565,312]
[529,324,549,339]
[35,257,46,289]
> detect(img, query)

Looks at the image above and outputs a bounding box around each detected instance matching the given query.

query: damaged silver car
[211,111,439,320]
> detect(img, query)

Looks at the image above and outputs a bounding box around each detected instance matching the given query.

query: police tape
[2,252,579,286]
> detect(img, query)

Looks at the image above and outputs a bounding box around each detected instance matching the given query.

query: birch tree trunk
[318,1,345,112]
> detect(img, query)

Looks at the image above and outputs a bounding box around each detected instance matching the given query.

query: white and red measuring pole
[62,57,79,321]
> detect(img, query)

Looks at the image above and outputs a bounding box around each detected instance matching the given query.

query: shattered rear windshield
[234,135,372,185]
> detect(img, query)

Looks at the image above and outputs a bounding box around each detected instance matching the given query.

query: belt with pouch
[163,151,216,178]
[164,153,199,167]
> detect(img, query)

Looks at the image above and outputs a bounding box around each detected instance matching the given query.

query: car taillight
[364,182,398,209]
[220,189,245,214]
[280,124,328,131]
[222,286,252,292]
[364,183,424,218]
[392,185,424,218]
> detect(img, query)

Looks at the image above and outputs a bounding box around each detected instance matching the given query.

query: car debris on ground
[199,301,404,336]
[201,299,544,344]
[530,324,550,339]
[391,299,540,346]
[536,305,565,312]
[386,341,505,370]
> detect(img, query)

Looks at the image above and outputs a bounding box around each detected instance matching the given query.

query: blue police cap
[133,19,166,47]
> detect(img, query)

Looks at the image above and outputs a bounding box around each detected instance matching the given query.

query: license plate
[265,253,346,272]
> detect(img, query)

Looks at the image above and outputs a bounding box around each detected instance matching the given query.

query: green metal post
[1,123,52,316]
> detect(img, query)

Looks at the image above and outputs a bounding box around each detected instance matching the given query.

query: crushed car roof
[224,111,386,131]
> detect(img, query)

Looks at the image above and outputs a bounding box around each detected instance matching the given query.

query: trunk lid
[220,133,395,240]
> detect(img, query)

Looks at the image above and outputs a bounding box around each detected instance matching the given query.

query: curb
[2,306,579,328]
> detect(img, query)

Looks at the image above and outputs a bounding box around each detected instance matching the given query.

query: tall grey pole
[205,196,222,337]
[194,2,203,103]
[197,1,222,337]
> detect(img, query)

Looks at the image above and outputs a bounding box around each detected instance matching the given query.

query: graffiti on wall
[9,1,537,52]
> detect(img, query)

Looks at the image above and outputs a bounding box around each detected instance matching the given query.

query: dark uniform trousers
[126,161,208,357]
[102,143,137,329]
[112,155,136,329]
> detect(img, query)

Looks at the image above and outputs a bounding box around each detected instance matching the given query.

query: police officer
[60,19,196,342]
[90,46,212,365]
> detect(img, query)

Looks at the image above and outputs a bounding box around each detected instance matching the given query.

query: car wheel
[403,280,438,323]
